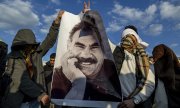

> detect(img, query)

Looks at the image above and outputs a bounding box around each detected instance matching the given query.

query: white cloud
[177,54,180,58]
[147,24,163,36]
[4,30,16,35]
[109,3,157,25]
[40,10,59,34]
[174,23,180,30]
[170,43,179,48]
[50,0,60,5]
[0,0,39,29]
[160,2,180,20]
[40,28,49,34]
[42,14,57,25]
[106,21,122,32]
[107,3,158,33]
[77,0,82,4]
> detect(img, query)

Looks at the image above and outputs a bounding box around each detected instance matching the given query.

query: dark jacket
[1,22,59,108]
[0,41,8,76]
[43,61,53,95]
[153,44,180,108]
[51,59,122,102]
[0,41,8,102]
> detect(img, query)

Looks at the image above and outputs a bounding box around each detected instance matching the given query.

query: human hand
[61,51,85,82]
[54,10,65,24]
[40,94,50,105]
[118,99,135,108]
[149,57,155,64]
[82,1,90,13]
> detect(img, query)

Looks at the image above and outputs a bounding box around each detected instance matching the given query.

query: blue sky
[0,0,180,61]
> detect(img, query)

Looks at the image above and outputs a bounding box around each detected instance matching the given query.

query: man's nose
[80,47,93,58]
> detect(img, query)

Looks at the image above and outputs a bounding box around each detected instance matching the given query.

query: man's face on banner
[69,29,104,77]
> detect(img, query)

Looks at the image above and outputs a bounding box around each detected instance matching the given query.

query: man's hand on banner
[55,10,65,24]
[41,94,50,105]
[118,99,135,108]
[61,51,86,82]
[83,1,90,13]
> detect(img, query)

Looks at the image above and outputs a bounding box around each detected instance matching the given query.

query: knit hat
[122,28,149,48]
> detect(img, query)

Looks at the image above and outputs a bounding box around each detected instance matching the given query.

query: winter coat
[153,44,180,108]
[0,41,8,76]
[1,22,59,108]
[43,61,53,95]
[0,40,8,102]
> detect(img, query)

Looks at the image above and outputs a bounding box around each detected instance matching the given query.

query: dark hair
[50,53,56,58]
[125,25,138,34]
[69,20,102,48]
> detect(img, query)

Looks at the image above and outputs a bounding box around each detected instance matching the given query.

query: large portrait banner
[51,11,122,108]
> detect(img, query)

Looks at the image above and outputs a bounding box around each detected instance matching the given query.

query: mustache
[77,57,97,64]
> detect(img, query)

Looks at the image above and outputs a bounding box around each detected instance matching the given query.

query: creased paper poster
[51,11,122,107]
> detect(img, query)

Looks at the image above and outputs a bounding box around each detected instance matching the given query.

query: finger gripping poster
[51,10,122,108]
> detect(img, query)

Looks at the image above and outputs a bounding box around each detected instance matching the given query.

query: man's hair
[125,25,138,34]
[50,53,56,58]
[69,21,102,47]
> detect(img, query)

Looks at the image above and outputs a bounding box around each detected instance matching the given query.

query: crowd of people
[0,1,180,108]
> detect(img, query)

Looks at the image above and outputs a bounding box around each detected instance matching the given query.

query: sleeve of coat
[39,21,60,57]
[134,69,155,102]
[19,68,46,100]
[51,68,72,99]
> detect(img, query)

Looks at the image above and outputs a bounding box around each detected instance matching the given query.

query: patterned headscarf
[121,34,150,98]
[20,45,37,78]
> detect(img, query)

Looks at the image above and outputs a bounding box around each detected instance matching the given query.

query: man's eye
[91,46,99,49]
[75,45,84,49]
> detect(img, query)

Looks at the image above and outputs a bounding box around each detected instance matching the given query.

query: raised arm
[39,11,64,56]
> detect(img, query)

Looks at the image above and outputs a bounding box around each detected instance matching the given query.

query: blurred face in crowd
[23,44,38,55]
[50,58,55,66]
[68,28,104,77]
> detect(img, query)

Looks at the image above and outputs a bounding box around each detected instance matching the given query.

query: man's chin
[80,69,96,76]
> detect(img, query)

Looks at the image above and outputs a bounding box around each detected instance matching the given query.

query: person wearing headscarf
[110,25,155,108]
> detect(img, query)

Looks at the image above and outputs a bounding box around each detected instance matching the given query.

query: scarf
[20,46,36,79]
[121,34,150,98]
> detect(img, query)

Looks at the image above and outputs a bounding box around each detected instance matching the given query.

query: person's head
[50,53,56,66]
[67,21,104,77]
[11,29,39,54]
[125,25,138,34]
[122,25,149,48]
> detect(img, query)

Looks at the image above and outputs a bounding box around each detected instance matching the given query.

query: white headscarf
[122,28,149,48]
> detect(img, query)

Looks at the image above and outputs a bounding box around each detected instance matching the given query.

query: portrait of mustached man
[51,10,122,102]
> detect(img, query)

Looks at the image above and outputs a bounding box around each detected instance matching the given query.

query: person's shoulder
[113,46,124,57]
[43,64,48,69]
[43,63,51,70]
[0,41,7,48]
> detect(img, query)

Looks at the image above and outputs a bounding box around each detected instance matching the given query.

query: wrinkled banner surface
[51,11,122,107]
